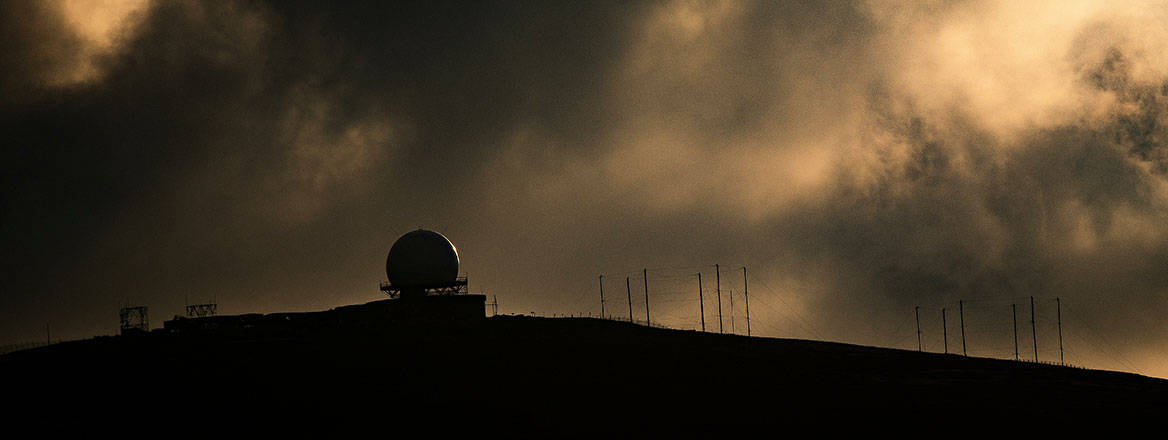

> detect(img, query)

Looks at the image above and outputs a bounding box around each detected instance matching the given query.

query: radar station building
[162,229,484,335]
[378,229,485,320]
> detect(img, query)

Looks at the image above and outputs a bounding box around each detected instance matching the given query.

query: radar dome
[386,229,460,288]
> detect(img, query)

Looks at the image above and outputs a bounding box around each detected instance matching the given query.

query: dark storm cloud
[1,0,653,337]
[4,0,1168,375]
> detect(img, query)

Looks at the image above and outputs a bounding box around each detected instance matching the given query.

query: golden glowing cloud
[49,0,151,86]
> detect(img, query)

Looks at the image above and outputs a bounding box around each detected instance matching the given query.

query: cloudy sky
[4,0,1168,377]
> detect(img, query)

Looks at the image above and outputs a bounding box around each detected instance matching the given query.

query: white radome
[385,229,460,288]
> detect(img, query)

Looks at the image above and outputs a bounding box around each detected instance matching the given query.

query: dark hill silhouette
[3,315,1165,428]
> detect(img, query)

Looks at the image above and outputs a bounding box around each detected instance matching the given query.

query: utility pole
[598,275,605,319]
[46,322,50,344]
[1031,296,1038,362]
[716,264,723,334]
[959,300,967,356]
[1056,297,1064,365]
[743,267,751,337]
[942,308,948,354]
[915,306,922,352]
[643,269,650,326]
[626,277,633,323]
[1012,304,1018,361]
[697,273,706,332]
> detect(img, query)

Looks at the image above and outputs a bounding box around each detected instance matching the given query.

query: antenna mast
[959,300,966,356]
[915,306,922,352]
[626,277,633,322]
[643,268,650,326]
[1056,297,1064,365]
[942,308,948,354]
[598,275,605,319]
[743,267,750,337]
[716,264,723,334]
[697,273,706,332]
[1031,296,1038,362]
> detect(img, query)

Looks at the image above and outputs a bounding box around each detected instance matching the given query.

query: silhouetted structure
[915,306,922,352]
[696,273,705,332]
[742,266,751,337]
[942,307,948,354]
[163,229,485,336]
[1013,304,1019,360]
[642,268,650,325]
[377,229,484,320]
[625,276,632,322]
[716,264,723,334]
[164,296,484,335]
[119,306,149,335]
[186,303,218,318]
[598,275,605,319]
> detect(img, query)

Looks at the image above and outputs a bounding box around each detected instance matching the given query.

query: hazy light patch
[60,0,150,49]
[597,0,866,218]
[869,0,1109,140]
[1104,204,1167,246]
[748,263,843,342]
[730,142,838,222]
[50,0,152,86]
[602,130,705,211]
[490,128,601,205]
[269,89,398,225]
[1063,201,1100,253]
[640,0,741,46]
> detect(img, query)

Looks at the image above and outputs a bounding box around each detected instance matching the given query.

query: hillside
[3,315,1165,427]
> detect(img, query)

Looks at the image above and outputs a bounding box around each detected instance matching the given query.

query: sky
[3,0,1168,377]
